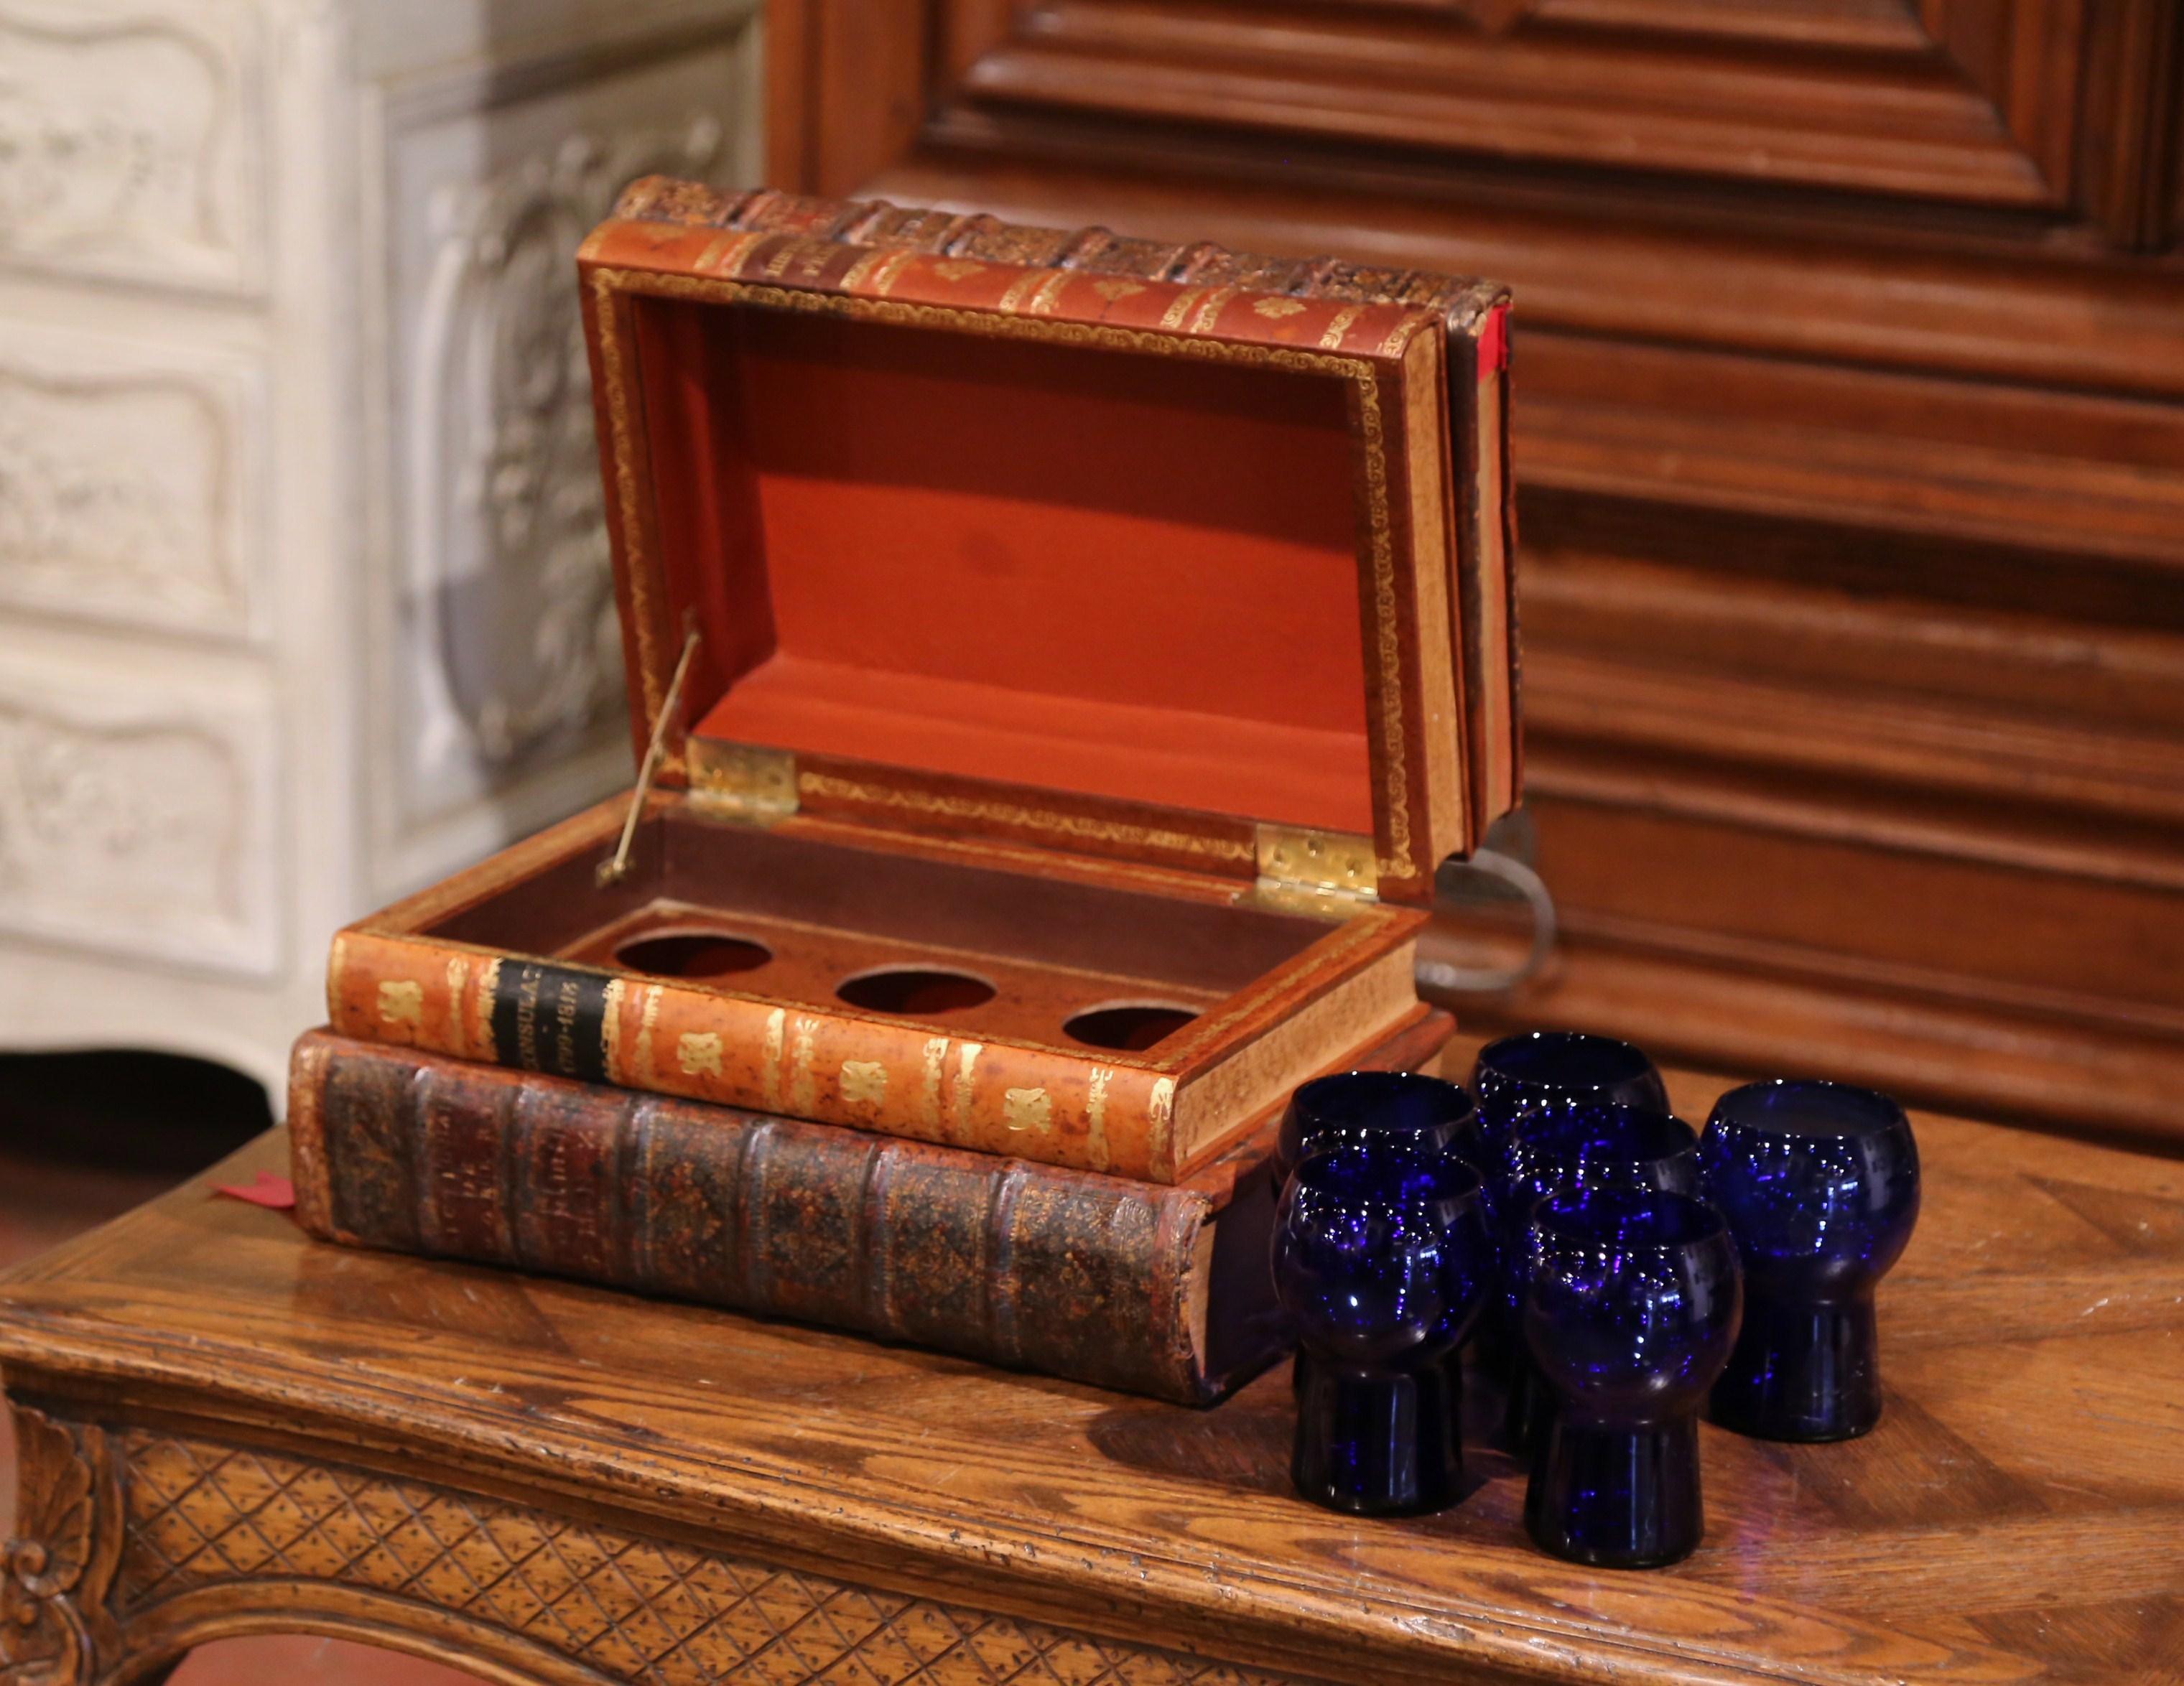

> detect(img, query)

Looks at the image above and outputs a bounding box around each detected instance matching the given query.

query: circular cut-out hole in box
[615,928,775,980]
[1064,1002,1199,1052]
[837,966,997,1017]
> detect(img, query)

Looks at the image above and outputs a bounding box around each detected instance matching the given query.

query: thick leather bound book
[326,182,1517,1183]
[288,1007,1452,1405]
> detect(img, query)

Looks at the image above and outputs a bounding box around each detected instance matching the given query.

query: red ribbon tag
[1477,302,1510,375]
[214,1170,297,1211]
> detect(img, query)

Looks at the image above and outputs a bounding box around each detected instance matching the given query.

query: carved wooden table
[2,1068,2182,1686]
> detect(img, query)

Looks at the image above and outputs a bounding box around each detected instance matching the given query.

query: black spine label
[491,961,613,1082]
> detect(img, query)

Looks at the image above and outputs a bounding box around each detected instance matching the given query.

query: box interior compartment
[627,297,1381,837]
[426,809,1337,1053]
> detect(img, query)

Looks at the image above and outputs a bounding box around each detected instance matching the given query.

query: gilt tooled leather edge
[608,176,1508,328]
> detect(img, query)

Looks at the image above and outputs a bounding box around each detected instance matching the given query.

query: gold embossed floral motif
[840,1060,888,1108]
[677,1032,724,1077]
[1003,1087,1053,1133]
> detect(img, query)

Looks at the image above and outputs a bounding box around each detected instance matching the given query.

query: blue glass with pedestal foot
[1522,1186,1741,1568]
[1699,1079,1920,1442]
[1274,1146,1492,1516]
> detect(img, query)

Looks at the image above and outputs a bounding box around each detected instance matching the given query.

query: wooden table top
[1,1068,2180,1686]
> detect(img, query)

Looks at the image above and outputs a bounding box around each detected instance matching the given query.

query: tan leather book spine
[327,918,1411,1182]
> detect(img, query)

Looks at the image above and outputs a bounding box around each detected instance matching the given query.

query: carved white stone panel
[0,648,279,976]
[377,24,761,837]
[0,325,262,636]
[0,0,764,1074]
[0,0,266,294]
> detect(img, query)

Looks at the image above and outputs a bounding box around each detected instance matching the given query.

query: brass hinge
[687,738,799,824]
[1252,824,1379,913]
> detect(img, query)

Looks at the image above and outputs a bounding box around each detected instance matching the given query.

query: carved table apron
[4,1405,1278,1686]
[3,1079,2183,1686]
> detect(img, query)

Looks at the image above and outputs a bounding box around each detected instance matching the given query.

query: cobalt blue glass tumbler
[1494,1104,1701,1453]
[1699,1079,1920,1443]
[1470,1031,1670,1159]
[1274,1071,1479,1183]
[1522,1186,1741,1569]
[1273,1147,1493,1516]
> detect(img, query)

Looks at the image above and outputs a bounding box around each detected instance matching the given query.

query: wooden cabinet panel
[766,0,2184,1141]
[962,2,2032,203]
[934,0,2178,239]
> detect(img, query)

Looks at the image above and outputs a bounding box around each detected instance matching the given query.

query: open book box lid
[577,182,1514,906]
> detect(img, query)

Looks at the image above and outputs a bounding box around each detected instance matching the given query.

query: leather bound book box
[327,179,1518,1184]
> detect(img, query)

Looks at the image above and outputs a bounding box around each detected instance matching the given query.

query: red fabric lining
[717,652,1368,826]
[636,298,1377,834]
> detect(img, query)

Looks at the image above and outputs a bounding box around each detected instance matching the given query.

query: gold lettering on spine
[513,969,543,1068]
[552,975,583,1073]
[839,247,888,291]
[1319,305,1363,349]
[634,985,661,1086]
[790,1017,819,1116]
[761,1007,786,1111]
[949,1043,983,1145]
[920,1038,949,1130]
[1085,1068,1113,1171]
[600,978,625,1081]
[475,959,502,1061]
[762,238,821,280]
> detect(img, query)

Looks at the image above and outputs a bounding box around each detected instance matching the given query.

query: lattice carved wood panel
[106,1426,1296,1685]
